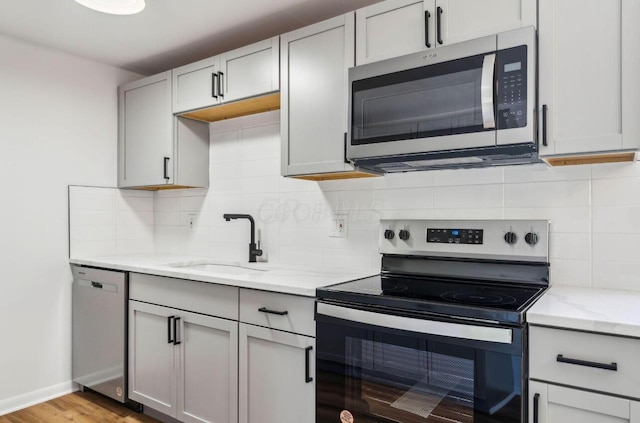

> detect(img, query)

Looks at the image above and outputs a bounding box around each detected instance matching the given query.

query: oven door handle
[481,53,496,129]
[316,303,513,344]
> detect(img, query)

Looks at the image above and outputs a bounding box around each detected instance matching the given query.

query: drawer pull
[305,346,313,383]
[556,354,617,371]
[533,393,540,423]
[258,307,288,316]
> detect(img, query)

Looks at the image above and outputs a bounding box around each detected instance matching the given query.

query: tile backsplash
[70,110,640,291]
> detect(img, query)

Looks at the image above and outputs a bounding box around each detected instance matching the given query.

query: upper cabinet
[356,0,536,65]
[281,13,375,179]
[118,72,209,189]
[538,0,640,163]
[172,37,280,121]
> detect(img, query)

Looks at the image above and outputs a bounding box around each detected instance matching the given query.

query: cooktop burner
[440,290,517,306]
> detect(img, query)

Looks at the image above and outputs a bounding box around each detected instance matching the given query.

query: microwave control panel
[496,45,527,130]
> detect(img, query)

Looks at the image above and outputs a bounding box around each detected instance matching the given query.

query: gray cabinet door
[128,301,177,417]
[118,71,173,188]
[178,312,239,423]
[530,381,637,423]
[281,13,355,176]
[538,0,640,157]
[172,56,221,114]
[219,37,279,103]
[238,323,315,423]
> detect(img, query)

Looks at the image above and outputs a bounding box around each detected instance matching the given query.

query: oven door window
[351,53,491,146]
[317,317,523,423]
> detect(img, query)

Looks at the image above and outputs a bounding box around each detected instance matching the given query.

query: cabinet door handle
[424,11,431,48]
[542,104,548,146]
[343,132,350,164]
[533,393,540,423]
[218,72,224,99]
[211,73,218,99]
[556,354,617,371]
[436,6,443,45]
[167,316,175,344]
[258,307,288,316]
[163,157,170,180]
[305,346,313,383]
[173,317,181,345]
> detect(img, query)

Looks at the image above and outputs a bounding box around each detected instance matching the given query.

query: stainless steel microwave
[347,26,538,172]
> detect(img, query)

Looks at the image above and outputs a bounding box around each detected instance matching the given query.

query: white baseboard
[0,380,77,416]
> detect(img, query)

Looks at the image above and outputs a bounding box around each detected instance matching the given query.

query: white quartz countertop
[527,285,640,338]
[69,255,374,297]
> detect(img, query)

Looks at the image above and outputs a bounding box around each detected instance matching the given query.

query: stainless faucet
[223,214,263,263]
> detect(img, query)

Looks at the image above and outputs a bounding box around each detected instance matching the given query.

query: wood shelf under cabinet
[544,152,637,167]
[178,92,280,123]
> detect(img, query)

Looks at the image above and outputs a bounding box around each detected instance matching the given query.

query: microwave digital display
[504,62,522,72]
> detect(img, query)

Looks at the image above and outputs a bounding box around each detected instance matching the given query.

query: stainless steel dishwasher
[72,265,129,403]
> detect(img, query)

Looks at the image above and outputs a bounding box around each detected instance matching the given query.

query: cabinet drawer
[130,273,238,320]
[529,325,640,399]
[239,289,315,337]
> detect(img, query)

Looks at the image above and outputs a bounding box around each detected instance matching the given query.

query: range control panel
[380,219,549,262]
[427,228,483,244]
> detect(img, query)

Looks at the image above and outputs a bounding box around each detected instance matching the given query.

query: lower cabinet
[529,381,640,423]
[129,300,238,423]
[238,323,315,423]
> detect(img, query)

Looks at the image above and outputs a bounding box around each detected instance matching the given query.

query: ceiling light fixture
[74,0,146,15]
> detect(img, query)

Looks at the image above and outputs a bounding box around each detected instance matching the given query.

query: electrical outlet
[330,213,348,238]
[187,214,196,231]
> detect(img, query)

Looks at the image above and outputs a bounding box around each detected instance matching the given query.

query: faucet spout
[222,214,262,262]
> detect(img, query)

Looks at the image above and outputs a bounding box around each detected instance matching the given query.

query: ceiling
[0,0,381,76]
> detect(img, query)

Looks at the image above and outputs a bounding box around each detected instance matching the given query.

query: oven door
[316,302,525,423]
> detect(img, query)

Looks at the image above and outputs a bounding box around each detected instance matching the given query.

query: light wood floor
[0,391,160,423]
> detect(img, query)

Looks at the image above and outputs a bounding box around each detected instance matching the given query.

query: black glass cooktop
[317,274,546,325]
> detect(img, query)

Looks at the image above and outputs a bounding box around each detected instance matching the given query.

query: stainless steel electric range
[315,219,549,423]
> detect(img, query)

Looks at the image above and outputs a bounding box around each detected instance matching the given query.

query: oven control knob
[525,232,539,245]
[504,231,518,245]
[399,229,410,241]
[384,229,395,240]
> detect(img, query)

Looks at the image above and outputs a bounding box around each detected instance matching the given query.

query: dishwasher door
[72,265,127,403]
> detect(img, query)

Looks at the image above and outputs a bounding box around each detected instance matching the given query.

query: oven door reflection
[316,313,524,423]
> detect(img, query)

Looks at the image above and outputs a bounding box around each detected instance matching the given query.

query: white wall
[150,111,640,292]
[0,34,139,414]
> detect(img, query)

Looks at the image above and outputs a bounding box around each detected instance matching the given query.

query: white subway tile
[210,177,243,195]
[70,240,116,258]
[592,177,640,206]
[208,241,250,261]
[120,189,154,198]
[504,180,590,208]
[432,208,504,219]
[593,261,640,291]
[117,239,154,255]
[211,161,242,180]
[279,176,323,193]
[593,234,640,262]
[322,249,375,273]
[372,187,433,210]
[116,210,153,226]
[279,246,324,268]
[504,163,590,183]
[433,167,504,186]
[69,188,115,211]
[376,209,434,220]
[434,184,502,209]
[549,259,591,287]
[240,124,280,161]
[242,175,280,194]
[279,227,324,248]
[593,206,640,234]
[180,195,207,212]
[591,161,640,179]
[549,233,591,260]
[116,195,153,212]
[116,224,153,241]
[210,130,241,163]
[242,159,280,178]
[154,212,180,227]
[324,229,377,253]
[154,197,181,212]
[381,172,434,189]
[242,193,280,212]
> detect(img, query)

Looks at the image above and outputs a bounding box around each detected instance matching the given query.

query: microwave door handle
[481,53,496,129]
